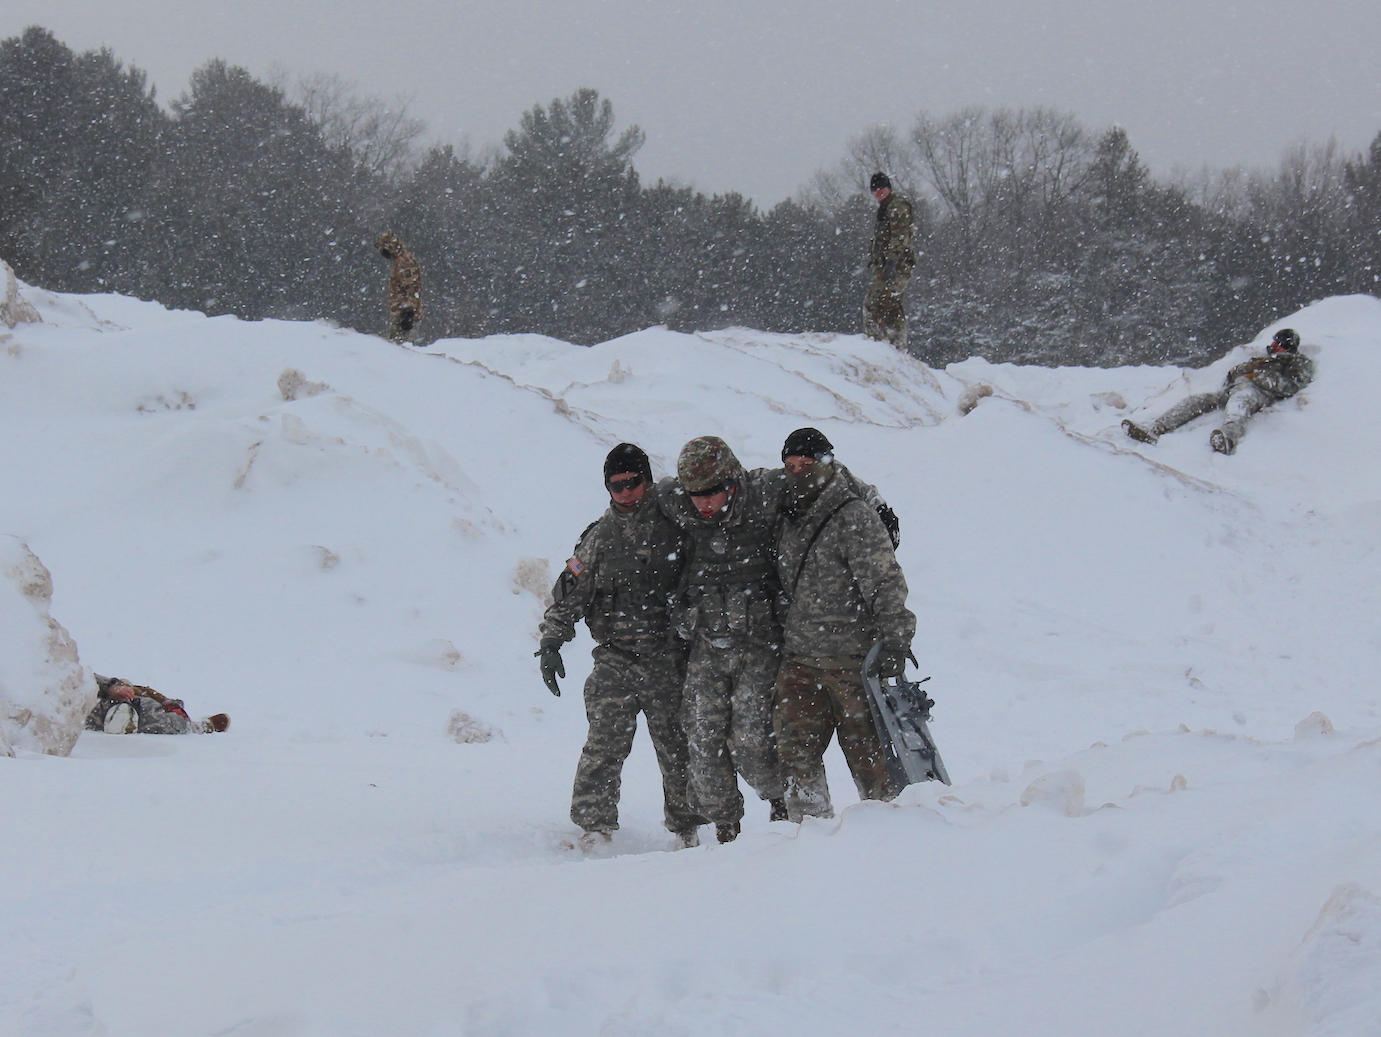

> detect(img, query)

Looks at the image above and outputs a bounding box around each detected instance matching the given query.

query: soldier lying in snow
[84,674,229,735]
[1123,328,1315,455]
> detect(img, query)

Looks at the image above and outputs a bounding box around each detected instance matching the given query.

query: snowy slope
[2,284,1380,1037]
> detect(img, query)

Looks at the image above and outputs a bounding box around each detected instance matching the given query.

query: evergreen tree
[0,27,164,293]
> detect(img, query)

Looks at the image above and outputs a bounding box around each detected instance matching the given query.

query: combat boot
[672,827,701,850]
[1122,419,1160,445]
[577,829,613,851]
[194,714,231,733]
[715,821,740,844]
[768,798,789,822]
[1210,427,1237,455]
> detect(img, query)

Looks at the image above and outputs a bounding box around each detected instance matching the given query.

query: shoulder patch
[566,557,586,576]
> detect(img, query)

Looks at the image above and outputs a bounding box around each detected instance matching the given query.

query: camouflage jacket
[776,467,915,660]
[539,500,687,655]
[1225,351,1314,400]
[378,234,423,320]
[655,468,786,645]
[869,193,917,275]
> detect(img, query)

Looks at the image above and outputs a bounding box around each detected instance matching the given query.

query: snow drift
[2,273,1381,1036]
[0,535,93,756]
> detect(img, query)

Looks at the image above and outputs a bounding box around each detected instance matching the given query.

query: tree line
[3,26,1378,367]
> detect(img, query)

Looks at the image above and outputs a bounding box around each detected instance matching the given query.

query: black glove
[876,643,918,679]
[536,637,565,696]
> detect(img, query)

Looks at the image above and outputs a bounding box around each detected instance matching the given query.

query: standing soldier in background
[537,444,703,850]
[375,231,423,344]
[773,428,916,821]
[658,436,788,844]
[863,172,916,348]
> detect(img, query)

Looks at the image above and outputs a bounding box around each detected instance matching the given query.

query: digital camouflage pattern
[775,465,915,661]
[864,191,916,346]
[679,638,784,823]
[376,231,423,343]
[655,463,790,822]
[569,645,700,835]
[774,658,897,821]
[1135,349,1315,451]
[1224,350,1314,400]
[539,497,696,835]
[539,499,685,652]
[84,675,190,735]
[773,465,913,818]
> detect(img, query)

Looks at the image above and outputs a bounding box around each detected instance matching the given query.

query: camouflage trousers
[679,635,785,824]
[387,306,418,344]
[773,657,897,822]
[83,696,190,735]
[571,644,700,835]
[1152,382,1271,449]
[862,271,911,347]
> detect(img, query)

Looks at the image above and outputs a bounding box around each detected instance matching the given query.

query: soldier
[863,172,916,347]
[657,436,788,843]
[85,675,229,735]
[1123,328,1315,455]
[773,428,916,822]
[375,231,423,344]
[537,443,703,850]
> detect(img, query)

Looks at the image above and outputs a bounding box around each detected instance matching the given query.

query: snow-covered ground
[2,284,1380,1036]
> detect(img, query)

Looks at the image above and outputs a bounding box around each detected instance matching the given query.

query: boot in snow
[715,821,740,844]
[194,714,231,733]
[577,829,613,852]
[768,798,789,822]
[1210,429,1236,455]
[1122,419,1160,445]
[672,827,701,849]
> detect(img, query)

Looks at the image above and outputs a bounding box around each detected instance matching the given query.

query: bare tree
[289,71,427,181]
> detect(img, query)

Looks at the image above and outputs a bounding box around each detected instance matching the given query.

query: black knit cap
[782,428,834,461]
[870,172,891,192]
[604,442,652,485]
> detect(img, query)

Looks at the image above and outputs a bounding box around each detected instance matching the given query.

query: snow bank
[0,536,93,755]
[3,285,1381,1035]
[0,259,41,329]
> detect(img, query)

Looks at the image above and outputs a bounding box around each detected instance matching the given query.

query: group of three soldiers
[537,430,915,849]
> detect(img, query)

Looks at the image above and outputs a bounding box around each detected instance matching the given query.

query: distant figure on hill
[375,231,423,344]
[863,172,916,348]
[1123,328,1315,455]
[85,674,229,735]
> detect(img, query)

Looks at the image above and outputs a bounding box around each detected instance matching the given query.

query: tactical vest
[678,496,781,640]
[584,508,683,646]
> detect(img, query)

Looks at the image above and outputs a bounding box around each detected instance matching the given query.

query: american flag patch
[566,557,585,576]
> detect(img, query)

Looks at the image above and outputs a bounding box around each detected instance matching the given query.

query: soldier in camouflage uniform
[863,172,916,348]
[375,231,423,344]
[537,444,702,849]
[655,436,790,843]
[1123,328,1315,455]
[773,428,916,822]
[84,674,229,735]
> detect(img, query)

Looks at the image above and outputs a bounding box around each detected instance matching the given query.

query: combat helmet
[1271,328,1301,353]
[677,436,742,494]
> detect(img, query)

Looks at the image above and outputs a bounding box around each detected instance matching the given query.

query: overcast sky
[7,1,1380,205]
